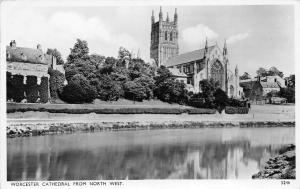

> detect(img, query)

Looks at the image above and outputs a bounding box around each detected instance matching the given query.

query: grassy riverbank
[7,100,216,114]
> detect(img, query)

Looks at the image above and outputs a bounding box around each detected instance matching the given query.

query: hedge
[39,77,49,103]
[7,73,25,102]
[225,106,249,114]
[49,68,65,100]
[26,76,38,103]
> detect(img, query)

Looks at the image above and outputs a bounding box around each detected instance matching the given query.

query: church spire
[166,12,169,22]
[159,6,163,22]
[223,39,228,56]
[235,65,239,76]
[174,8,178,25]
[204,37,208,56]
[151,10,155,24]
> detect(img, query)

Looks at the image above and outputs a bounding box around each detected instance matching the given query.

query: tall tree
[67,39,90,64]
[256,67,267,77]
[240,72,251,80]
[46,48,65,65]
[268,66,284,78]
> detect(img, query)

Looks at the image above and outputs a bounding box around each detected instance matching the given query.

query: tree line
[48,39,241,111]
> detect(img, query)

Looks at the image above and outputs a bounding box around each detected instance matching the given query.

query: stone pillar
[37,77,41,85]
[23,75,27,84]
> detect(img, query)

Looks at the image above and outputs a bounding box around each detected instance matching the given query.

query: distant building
[239,76,283,103]
[150,7,242,98]
[6,40,63,103]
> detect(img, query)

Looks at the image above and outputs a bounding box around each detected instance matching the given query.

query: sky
[2,4,295,77]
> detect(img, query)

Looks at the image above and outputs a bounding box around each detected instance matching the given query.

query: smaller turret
[174,8,178,25]
[204,37,208,57]
[151,10,155,24]
[166,12,169,22]
[159,6,163,22]
[235,65,239,76]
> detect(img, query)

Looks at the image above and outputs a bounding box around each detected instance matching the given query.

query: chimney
[10,40,16,48]
[37,44,42,51]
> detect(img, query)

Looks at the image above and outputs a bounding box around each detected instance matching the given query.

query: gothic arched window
[170,32,173,41]
[165,31,168,41]
[210,60,224,88]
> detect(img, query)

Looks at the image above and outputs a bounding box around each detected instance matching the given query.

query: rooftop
[165,45,216,67]
[6,43,51,65]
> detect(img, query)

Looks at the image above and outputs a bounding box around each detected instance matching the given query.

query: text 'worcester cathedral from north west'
[150,7,243,98]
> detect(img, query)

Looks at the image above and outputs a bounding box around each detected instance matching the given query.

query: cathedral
[150,7,243,98]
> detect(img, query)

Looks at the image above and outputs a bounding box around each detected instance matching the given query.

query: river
[7,127,294,180]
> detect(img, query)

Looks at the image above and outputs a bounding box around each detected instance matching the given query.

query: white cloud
[181,24,218,51]
[227,32,250,44]
[4,8,139,60]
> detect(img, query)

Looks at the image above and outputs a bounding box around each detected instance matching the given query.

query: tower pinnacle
[159,6,163,21]
[166,12,169,22]
[151,10,155,24]
[174,8,178,25]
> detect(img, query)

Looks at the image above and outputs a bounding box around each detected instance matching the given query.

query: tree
[199,79,216,107]
[92,75,122,101]
[118,47,132,60]
[256,67,267,77]
[268,66,284,78]
[60,74,96,103]
[124,81,146,101]
[48,68,65,100]
[240,72,251,80]
[214,88,228,112]
[46,48,64,65]
[66,39,90,64]
[90,54,105,69]
[154,66,188,104]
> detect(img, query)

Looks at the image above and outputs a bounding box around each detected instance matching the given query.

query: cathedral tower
[150,7,179,67]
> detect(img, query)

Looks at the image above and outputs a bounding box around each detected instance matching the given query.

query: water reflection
[7,127,294,180]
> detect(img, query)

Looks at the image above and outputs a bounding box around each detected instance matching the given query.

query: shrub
[225,106,249,114]
[60,74,96,103]
[49,68,65,100]
[39,77,49,103]
[26,76,38,103]
[124,81,146,101]
[214,88,228,113]
[93,75,122,101]
[7,73,25,102]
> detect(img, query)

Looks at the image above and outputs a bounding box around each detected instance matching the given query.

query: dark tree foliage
[26,76,38,103]
[154,66,188,104]
[279,87,295,103]
[256,66,284,78]
[49,68,65,100]
[133,75,155,100]
[124,81,146,101]
[199,79,216,107]
[239,72,251,80]
[92,75,122,101]
[90,54,105,69]
[39,77,49,103]
[61,74,96,103]
[7,72,14,100]
[7,74,25,102]
[67,39,90,63]
[214,88,228,113]
[46,48,64,65]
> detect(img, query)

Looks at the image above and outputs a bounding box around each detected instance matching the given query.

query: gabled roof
[6,46,51,65]
[168,68,187,77]
[165,45,216,67]
[260,82,280,88]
